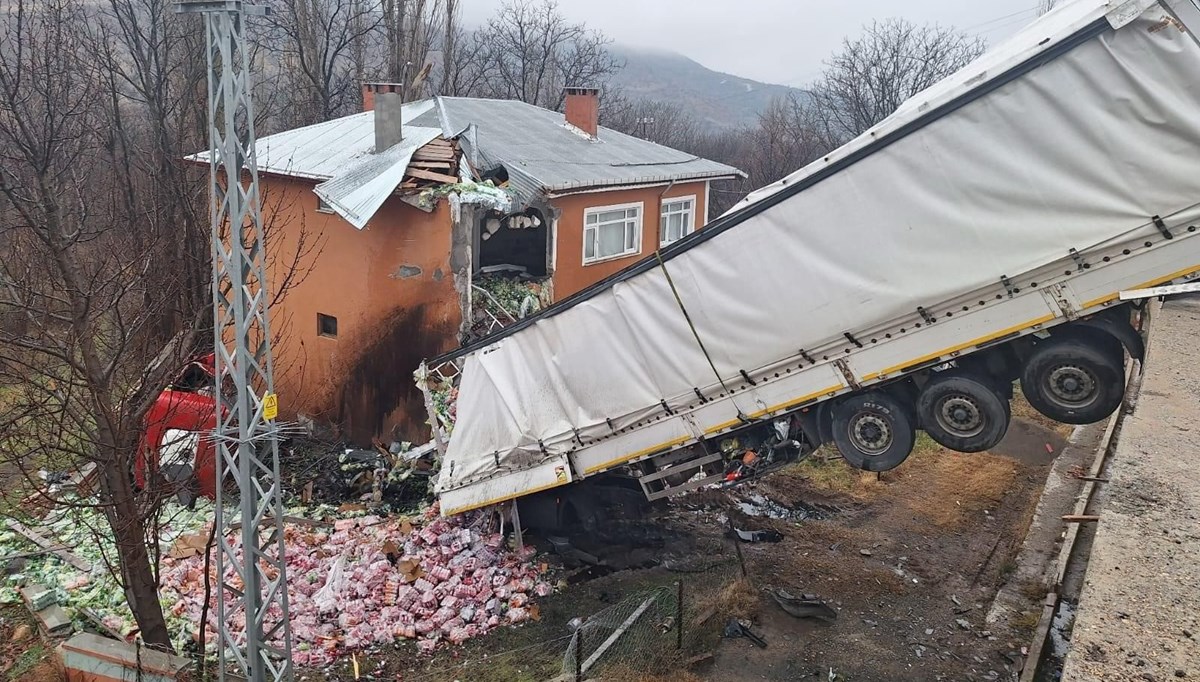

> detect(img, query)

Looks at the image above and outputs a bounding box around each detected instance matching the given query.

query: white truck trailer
[421,0,1200,517]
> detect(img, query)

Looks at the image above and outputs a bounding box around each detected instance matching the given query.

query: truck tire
[831,392,915,472]
[1020,337,1124,425]
[917,373,1011,453]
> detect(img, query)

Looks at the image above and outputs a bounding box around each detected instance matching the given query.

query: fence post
[675,581,683,651]
[575,625,584,682]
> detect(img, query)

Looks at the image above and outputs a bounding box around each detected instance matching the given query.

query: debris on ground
[0,477,551,670]
[730,527,783,543]
[722,618,767,648]
[770,588,838,622]
[161,502,551,667]
[0,497,214,648]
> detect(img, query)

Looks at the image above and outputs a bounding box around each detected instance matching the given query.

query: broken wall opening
[477,208,548,277]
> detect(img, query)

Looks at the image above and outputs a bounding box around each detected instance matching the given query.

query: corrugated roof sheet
[212,96,741,193]
[190,100,438,181]
[422,98,743,192]
[313,126,442,229]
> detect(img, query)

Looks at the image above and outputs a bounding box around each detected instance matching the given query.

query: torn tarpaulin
[160,502,550,667]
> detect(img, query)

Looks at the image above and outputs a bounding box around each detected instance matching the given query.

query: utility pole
[636,116,655,139]
[176,1,294,680]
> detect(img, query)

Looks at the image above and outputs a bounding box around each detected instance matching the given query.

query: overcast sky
[458,0,1044,85]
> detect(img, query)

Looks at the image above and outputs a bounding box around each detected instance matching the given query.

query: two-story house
[230,84,744,443]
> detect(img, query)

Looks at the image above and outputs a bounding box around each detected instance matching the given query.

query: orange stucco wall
[550,180,709,298]
[263,177,461,443]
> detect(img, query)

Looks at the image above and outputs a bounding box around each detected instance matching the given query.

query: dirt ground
[697,423,1069,682]
[0,606,62,681]
[309,401,1071,682]
[0,395,1071,682]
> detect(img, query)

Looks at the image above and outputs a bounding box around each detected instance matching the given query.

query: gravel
[1061,297,1200,681]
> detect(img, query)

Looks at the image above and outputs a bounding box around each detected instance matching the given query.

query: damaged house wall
[450,204,475,344]
[263,176,462,443]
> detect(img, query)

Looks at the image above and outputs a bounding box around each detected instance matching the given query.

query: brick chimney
[363,82,405,151]
[564,86,600,138]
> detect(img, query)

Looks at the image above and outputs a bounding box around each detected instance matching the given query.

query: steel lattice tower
[177,1,293,679]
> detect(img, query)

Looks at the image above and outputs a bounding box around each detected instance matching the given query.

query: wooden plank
[1061,514,1100,523]
[0,546,68,563]
[408,160,453,169]
[6,519,90,572]
[412,148,456,158]
[582,596,656,673]
[405,167,459,184]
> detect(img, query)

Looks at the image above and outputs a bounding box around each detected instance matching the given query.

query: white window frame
[659,194,697,246]
[582,201,643,265]
[316,195,334,214]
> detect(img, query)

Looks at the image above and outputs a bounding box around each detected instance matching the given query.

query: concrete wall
[549,180,709,298]
[263,176,462,443]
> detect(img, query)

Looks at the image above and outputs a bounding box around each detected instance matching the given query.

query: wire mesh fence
[374,528,750,682]
[561,584,681,680]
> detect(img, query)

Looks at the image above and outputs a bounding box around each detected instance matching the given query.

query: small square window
[316,196,334,213]
[317,313,338,338]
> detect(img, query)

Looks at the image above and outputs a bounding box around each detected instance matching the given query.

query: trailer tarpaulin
[436,0,1200,512]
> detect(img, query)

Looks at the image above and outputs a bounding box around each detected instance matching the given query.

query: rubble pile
[0,499,216,646]
[161,503,551,667]
[473,274,550,323]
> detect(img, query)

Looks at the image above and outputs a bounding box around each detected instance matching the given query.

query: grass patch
[6,643,47,681]
[776,433,941,502]
[1011,610,1042,632]
[892,449,1021,530]
[696,577,759,623]
[780,452,884,501]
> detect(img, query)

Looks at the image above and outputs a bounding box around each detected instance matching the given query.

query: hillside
[608,45,808,129]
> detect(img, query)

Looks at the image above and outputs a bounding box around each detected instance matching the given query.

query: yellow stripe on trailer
[583,435,692,475]
[862,313,1056,382]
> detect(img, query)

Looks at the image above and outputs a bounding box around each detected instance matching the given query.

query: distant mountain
[608,45,808,130]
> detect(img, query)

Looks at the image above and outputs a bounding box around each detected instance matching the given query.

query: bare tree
[381,0,443,94]
[740,94,828,191]
[0,0,205,649]
[601,91,704,150]
[263,0,384,126]
[470,0,621,109]
[437,0,459,94]
[807,18,986,144]
[0,0,322,652]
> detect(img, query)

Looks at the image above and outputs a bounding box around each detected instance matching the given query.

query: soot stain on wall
[338,304,456,445]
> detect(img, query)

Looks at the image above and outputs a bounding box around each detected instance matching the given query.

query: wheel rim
[935,394,985,438]
[1044,364,1098,409]
[849,412,892,456]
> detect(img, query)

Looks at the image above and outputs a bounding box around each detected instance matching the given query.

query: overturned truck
[419,0,1200,517]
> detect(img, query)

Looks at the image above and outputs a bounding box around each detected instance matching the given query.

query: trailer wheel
[917,373,1011,453]
[1020,337,1124,425]
[831,392,915,472]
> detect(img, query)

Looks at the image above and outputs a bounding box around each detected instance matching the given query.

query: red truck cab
[136,354,219,502]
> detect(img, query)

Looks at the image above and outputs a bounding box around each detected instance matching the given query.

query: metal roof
[206,96,742,192]
[189,100,439,181]
[312,126,443,229]
[413,97,744,193]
